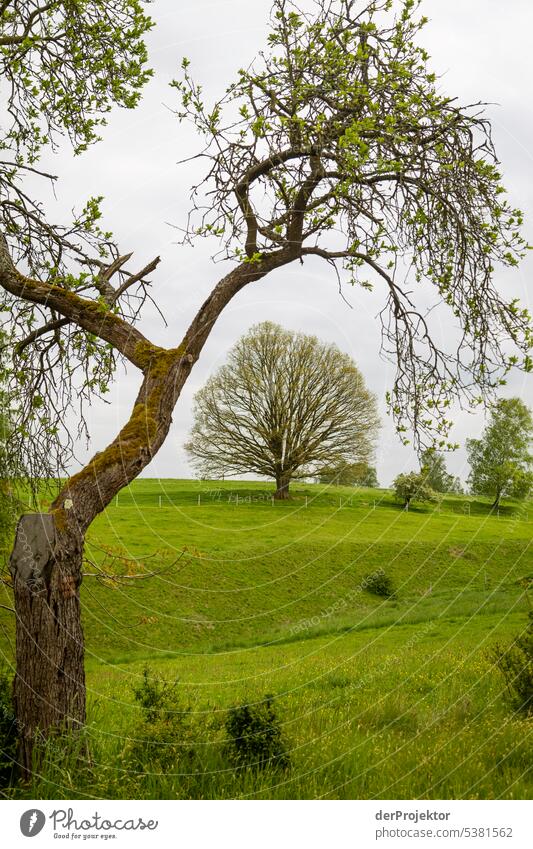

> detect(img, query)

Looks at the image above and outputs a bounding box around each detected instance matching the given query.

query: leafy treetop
[173,0,531,448]
[0,0,155,481]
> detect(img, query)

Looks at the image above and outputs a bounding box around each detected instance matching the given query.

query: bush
[0,665,17,788]
[364,570,395,599]
[493,612,533,716]
[225,696,289,771]
[393,471,437,508]
[126,667,195,773]
[131,666,181,723]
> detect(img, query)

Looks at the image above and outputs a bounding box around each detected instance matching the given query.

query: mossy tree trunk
[11,515,85,775]
[7,252,294,770]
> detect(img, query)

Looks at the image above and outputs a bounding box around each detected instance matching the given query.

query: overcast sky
[42,0,533,487]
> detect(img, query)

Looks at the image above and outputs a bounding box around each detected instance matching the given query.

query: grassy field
[1,479,532,799]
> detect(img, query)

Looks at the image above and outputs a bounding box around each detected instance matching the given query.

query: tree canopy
[467,398,533,508]
[0,0,154,481]
[393,470,436,508]
[174,0,531,449]
[185,322,379,498]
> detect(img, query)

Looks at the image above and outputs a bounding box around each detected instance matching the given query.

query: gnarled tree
[185,322,379,498]
[1,0,532,769]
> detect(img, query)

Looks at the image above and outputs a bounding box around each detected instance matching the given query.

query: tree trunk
[11,514,85,775]
[274,474,291,500]
[492,490,501,509]
[5,251,297,772]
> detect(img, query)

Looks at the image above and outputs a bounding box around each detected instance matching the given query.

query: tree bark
[11,514,85,775]
[274,473,291,500]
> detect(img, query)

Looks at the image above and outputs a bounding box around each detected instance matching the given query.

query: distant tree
[393,471,437,508]
[185,323,380,499]
[318,461,379,488]
[420,450,462,494]
[467,398,533,508]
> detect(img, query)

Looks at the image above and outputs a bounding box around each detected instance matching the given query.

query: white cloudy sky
[41,0,533,486]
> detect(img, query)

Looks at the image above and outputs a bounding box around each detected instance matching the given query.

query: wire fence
[104,490,531,522]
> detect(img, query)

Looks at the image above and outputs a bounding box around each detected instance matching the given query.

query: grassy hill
[1,479,531,799]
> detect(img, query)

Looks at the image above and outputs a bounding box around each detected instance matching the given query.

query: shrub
[132,666,180,723]
[393,471,437,508]
[126,667,195,773]
[493,612,533,716]
[364,570,395,599]
[0,665,17,788]
[225,696,289,770]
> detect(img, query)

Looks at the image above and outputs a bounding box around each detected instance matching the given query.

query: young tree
[467,398,533,509]
[185,322,380,498]
[318,462,379,488]
[419,449,462,494]
[1,0,532,763]
[393,471,436,508]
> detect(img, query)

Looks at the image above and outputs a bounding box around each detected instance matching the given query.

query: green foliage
[393,471,437,507]
[0,1,153,161]
[131,665,180,723]
[172,0,532,448]
[0,664,17,789]
[319,461,379,488]
[225,697,289,771]
[467,398,533,507]
[419,450,462,494]
[364,570,395,599]
[0,2,154,482]
[493,612,533,716]
[126,667,195,772]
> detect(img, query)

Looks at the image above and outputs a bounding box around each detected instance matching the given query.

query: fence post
[198,494,201,506]
[158,495,162,508]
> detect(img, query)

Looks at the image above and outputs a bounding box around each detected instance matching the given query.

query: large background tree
[419,449,462,494]
[467,398,533,509]
[0,0,531,765]
[185,322,379,498]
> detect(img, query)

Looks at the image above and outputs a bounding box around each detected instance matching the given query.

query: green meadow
[1,479,531,799]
